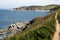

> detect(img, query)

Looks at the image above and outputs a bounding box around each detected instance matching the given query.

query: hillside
[13,4,60,11]
[5,9,60,40]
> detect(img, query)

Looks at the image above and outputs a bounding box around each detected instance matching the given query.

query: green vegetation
[57,9,60,23]
[6,10,57,40]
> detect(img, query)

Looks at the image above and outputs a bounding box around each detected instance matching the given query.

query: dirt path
[52,13,59,40]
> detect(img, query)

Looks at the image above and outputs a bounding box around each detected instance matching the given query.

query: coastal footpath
[52,12,59,40]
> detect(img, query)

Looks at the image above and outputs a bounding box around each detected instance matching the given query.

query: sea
[0,9,50,29]
[0,9,50,39]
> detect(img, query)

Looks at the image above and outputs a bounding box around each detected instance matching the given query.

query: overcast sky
[0,0,60,9]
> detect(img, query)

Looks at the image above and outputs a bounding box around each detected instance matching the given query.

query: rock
[7,22,29,33]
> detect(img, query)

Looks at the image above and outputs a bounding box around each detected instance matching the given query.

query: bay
[0,9,50,29]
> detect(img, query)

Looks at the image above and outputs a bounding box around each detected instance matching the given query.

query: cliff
[5,9,60,40]
[13,4,60,11]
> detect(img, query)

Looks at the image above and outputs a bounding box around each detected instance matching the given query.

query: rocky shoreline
[0,21,30,39]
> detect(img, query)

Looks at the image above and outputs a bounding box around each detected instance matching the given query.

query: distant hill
[13,4,60,11]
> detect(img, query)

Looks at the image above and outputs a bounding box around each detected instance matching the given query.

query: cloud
[0,0,60,9]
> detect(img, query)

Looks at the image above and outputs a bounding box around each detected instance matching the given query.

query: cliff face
[13,5,60,11]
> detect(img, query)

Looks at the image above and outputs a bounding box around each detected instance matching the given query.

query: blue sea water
[0,9,50,29]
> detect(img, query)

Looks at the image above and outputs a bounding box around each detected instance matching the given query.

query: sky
[0,0,60,9]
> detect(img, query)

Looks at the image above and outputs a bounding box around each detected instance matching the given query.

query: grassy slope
[6,10,58,40]
[57,9,60,23]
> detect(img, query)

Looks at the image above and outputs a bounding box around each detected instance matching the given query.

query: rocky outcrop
[7,22,30,33]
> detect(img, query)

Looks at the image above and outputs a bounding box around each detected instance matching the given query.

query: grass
[5,9,57,40]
